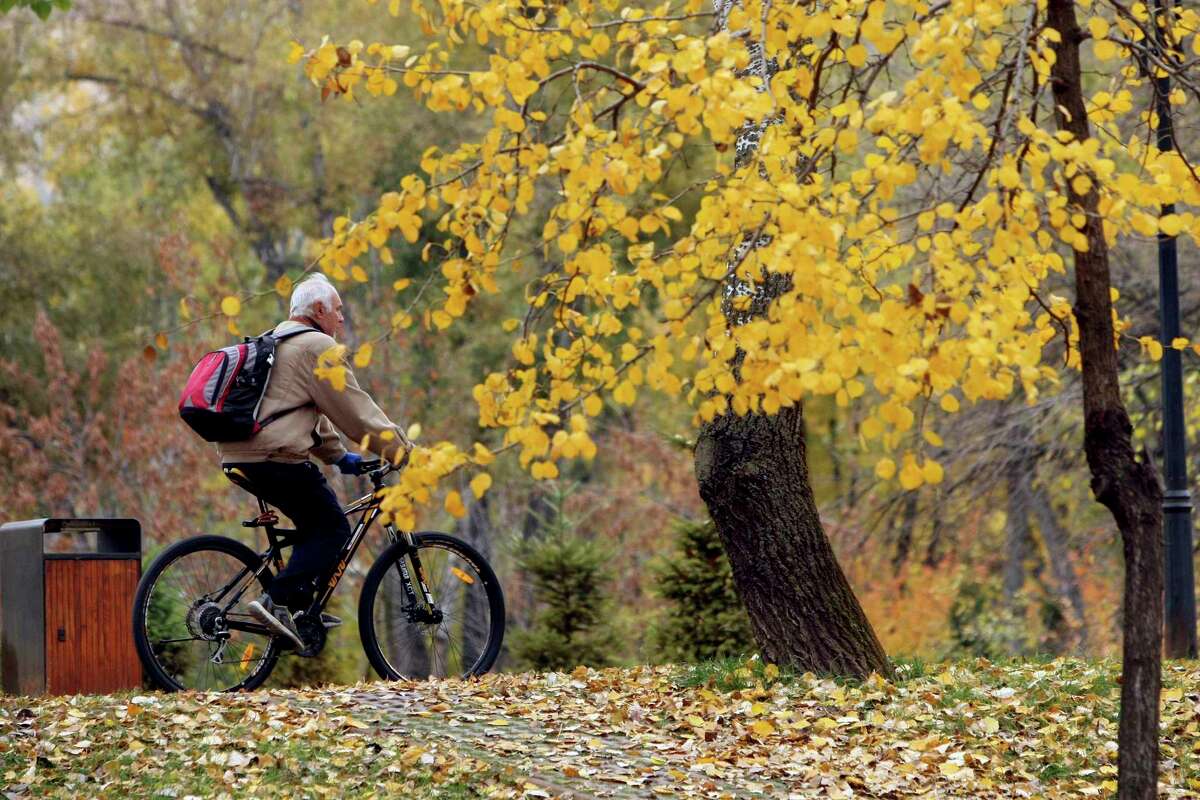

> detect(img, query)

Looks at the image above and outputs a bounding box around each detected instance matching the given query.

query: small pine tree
[509,484,619,671]
[652,519,755,663]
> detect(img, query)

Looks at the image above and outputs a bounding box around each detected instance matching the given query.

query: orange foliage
[0,313,242,547]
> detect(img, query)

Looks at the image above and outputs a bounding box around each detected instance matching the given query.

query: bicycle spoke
[369,539,499,680]
[142,544,276,692]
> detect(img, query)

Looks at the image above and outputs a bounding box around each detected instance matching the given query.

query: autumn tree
[285,0,1200,789]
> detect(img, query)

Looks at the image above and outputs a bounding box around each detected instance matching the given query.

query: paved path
[292,680,792,799]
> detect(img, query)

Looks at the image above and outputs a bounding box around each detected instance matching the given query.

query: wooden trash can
[0,518,142,695]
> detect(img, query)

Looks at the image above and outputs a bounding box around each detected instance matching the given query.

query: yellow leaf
[613,380,636,406]
[155,332,169,350]
[221,296,242,317]
[875,458,896,480]
[1160,214,1185,237]
[531,460,559,479]
[1094,39,1119,60]
[393,278,411,291]
[1163,687,1183,702]
[940,394,960,413]
[1171,337,1189,350]
[406,422,422,441]
[686,715,706,727]
[899,460,924,490]
[472,442,494,465]
[354,342,373,368]
[470,472,492,499]
[351,265,369,283]
[275,275,293,298]
[287,41,306,64]
[921,459,944,485]
[583,394,604,416]
[845,44,868,68]
[750,720,775,737]
[445,490,466,518]
[981,717,1000,734]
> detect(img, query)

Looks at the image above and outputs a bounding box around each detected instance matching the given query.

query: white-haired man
[219,272,410,648]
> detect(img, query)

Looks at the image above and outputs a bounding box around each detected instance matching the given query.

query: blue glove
[336,452,364,475]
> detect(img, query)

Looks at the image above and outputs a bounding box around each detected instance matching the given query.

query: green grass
[672,654,798,691]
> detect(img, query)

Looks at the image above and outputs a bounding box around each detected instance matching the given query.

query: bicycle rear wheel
[133,535,281,692]
[359,533,505,680]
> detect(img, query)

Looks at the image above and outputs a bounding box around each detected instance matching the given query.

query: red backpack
[178,327,318,442]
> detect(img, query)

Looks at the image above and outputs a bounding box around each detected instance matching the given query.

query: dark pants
[225,461,351,609]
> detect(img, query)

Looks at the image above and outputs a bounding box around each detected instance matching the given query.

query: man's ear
[312,299,326,316]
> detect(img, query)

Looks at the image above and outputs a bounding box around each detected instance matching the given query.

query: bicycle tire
[359,533,505,681]
[133,534,281,692]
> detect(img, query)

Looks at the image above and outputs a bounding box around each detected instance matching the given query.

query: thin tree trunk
[460,494,494,666]
[1047,3,1164,796]
[924,492,945,568]
[892,492,917,578]
[696,406,892,677]
[1031,485,1090,653]
[1004,458,1034,653]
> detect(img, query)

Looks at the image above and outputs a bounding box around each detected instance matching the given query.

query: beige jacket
[218,320,408,465]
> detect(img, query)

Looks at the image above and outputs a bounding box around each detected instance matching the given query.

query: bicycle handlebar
[359,448,411,480]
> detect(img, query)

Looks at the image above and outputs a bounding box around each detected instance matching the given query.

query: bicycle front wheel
[133,535,281,692]
[359,533,505,680]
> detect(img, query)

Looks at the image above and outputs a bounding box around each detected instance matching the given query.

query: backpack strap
[270,326,321,342]
[255,326,322,429]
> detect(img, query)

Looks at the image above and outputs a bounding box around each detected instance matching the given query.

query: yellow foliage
[286,0,1192,509]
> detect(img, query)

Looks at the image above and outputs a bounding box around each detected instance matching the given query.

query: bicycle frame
[213,466,436,640]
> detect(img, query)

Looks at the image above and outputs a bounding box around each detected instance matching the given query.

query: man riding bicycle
[219,272,412,650]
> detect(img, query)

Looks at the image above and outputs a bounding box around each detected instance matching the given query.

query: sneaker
[248,594,305,650]
[295,610,343,629]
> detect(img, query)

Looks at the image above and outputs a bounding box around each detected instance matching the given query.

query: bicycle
[131,460,505,692]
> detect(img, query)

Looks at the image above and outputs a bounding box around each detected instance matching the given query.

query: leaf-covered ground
[3,658,1199,798]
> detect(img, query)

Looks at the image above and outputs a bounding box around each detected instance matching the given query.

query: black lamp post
[1153,0,1197,659]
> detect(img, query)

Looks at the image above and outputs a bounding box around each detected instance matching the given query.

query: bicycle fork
[387,526,440,623]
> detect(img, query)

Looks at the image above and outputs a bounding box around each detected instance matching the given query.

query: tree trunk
[892,491,918,578]
[696,405,892,678]
[1004,458,1034,653]
[1047,2,1164,796]
[460,494,494,666]
[695,0,891,680]
[924,493,945,568]
[1031,485,1090,653]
